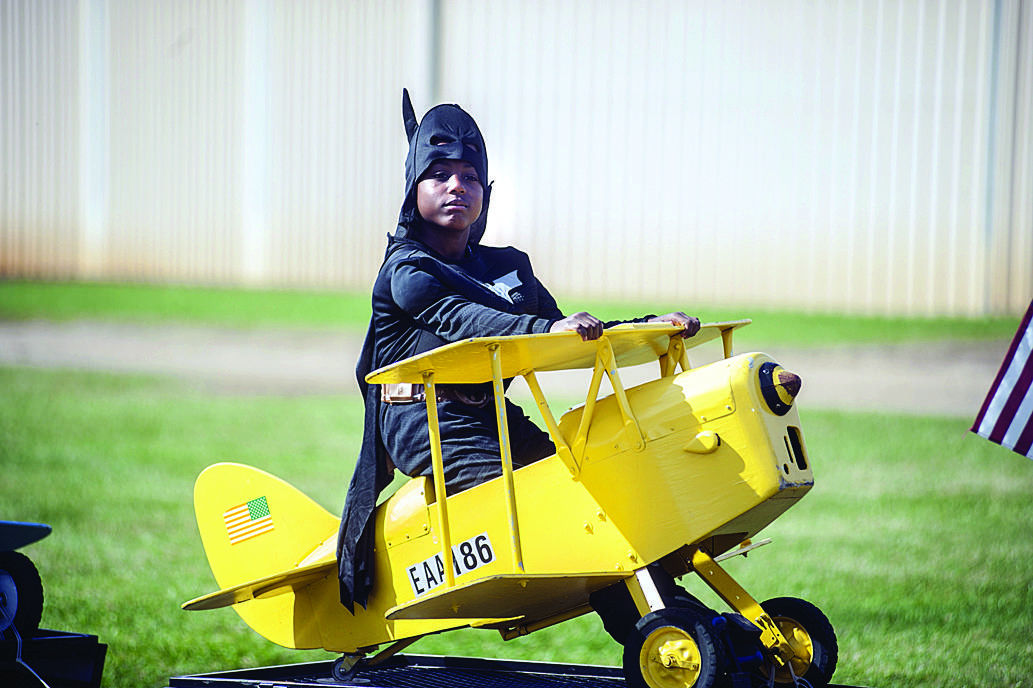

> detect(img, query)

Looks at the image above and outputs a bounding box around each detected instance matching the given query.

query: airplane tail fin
[190,462,340,648]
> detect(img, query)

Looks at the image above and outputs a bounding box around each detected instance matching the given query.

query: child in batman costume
[337,91,700,611]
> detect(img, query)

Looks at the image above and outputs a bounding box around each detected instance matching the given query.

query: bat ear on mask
[402,88,418,142]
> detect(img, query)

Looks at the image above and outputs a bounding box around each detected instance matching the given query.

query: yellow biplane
[183,322,837,688]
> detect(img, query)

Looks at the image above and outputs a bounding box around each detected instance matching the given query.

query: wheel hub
[640,625,703,687]
[771,617,813,682]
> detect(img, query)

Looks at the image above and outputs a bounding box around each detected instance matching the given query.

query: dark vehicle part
[0,551,44,638]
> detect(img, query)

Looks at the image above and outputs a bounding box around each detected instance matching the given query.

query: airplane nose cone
[759,362,802,416]
[776,369,802,400]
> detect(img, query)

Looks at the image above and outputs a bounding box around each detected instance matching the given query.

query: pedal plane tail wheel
[760,597,838,687]
[623,608,723,688]
[331,654,364,681]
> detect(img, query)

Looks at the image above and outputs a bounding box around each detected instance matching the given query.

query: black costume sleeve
[532,277,565,322]
[392,263,556,340]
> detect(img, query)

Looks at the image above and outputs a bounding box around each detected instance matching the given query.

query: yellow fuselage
[260,350,812,652]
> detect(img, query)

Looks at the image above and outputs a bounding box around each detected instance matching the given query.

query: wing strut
[422,370,456,589]
[571,336,646,461]
[598,337,644,451]
[572,354,607,461]
[522,370,578,476]
[489,344,524,573]
[660,335,692,377]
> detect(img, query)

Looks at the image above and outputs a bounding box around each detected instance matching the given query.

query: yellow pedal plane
[183,322,838,688]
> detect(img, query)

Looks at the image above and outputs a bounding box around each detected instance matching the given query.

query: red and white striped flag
[971,300,1033,459]
[223,495,274,545]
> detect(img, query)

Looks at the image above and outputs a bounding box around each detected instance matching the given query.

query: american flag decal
[224,496,274,545]
[972,300,1033,459]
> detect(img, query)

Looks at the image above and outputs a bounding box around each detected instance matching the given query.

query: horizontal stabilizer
[183,559,336,611]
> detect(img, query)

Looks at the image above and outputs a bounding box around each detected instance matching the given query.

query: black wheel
[331,654,364,682]
[759,597,837,687]
[0,551,44,639]
[623,608,724,688]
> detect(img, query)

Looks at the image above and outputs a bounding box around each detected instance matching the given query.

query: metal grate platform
[167,654,626,688]
[167,653,870,688]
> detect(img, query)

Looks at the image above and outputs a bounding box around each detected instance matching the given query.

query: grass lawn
[3,366,1032,688]
[0,280,1021,346]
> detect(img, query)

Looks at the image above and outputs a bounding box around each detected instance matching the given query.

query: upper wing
[366,321,750,385]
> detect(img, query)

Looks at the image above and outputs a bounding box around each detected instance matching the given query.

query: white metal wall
[1,0,1030,315]
[441,0,1033,315]
[1,0,81,278]
[96,0,421,287]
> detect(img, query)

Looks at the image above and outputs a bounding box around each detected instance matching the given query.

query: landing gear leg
[331,636,421,682]
[686,548,838,686]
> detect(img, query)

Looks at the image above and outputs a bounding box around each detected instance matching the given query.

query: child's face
[416,159,483,232]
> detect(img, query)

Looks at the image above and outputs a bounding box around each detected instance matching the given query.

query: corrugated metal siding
[105,0,242,282]
[1,0,1030,315]
[1002,0,1033,312]
[259,0,418,288]
[0,0,81,278]
[439,0,1030,315]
